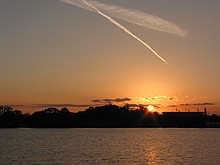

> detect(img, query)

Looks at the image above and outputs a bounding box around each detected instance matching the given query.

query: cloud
[92,97,132,104]
[59,0,187,36]
[167,102,215,108]
[109,97,132,102]
[167,105,178,108]
[146,95,178,101]
[180,103,215,106]
[2,104,25,107]
[91,99,101,103]
[127,104,139,108]
[31,104,92,108]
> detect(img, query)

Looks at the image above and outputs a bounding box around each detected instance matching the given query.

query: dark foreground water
[0,128,219,165]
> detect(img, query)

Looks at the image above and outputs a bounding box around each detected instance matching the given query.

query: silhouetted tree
[0,106,13,114]
[1,104,219,128]
[0,106,26,127]
[61,107,70,113]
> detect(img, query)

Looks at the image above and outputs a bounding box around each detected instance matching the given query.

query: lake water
[0,128,219,165]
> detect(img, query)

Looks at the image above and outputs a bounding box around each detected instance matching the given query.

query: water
[0,128,219,165]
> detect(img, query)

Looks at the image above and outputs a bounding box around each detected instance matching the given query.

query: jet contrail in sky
[81,0,169,64]
[60,0,188,64]
[59,0,187,36]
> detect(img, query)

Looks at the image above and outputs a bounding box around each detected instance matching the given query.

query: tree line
[0,105,219,128]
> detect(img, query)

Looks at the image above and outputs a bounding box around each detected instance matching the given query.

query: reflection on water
[146,144,156,164]
[0,128,219,164]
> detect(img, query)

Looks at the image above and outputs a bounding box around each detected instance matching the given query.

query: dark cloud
[3,104,25,107]
[180,104,189,106]
[91,97,132,104]
[192,103,214,106]
[127,104,139,108]
[167,105,178,108]
[180,103,214,106]
[152,104,161,109]
[91,99,101,103]
[167,103,215,108]
[114,98,132,102]
[102,99,112,103]
[32,104,91,108]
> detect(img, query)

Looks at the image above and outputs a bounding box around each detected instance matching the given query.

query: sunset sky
[0,0,219,114]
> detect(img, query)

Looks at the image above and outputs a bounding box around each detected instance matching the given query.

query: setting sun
[147,105,154,111]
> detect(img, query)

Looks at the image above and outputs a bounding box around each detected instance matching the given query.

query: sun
[147,105,154,111]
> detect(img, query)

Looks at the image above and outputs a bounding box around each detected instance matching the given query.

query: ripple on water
[0,128,219,165]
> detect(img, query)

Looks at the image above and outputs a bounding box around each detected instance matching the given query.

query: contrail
[58,0,189,64]
[59,0,187,36]
[80,0,169,64]
[61,0,169,65]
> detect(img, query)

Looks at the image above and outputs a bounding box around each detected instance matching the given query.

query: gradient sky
[0,0,219,114]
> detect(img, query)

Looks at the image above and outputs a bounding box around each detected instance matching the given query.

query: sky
[0,0,219,114]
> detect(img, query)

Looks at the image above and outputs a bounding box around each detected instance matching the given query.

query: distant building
[161,110,205,127]
[162,112,204,118]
